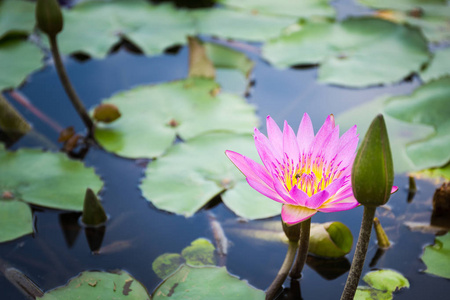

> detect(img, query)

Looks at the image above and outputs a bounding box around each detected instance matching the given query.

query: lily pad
[141,132,281,218]
[384,77,450,170]
[309,222,353,258]
[0,39,44,91]
[0,147,103,210]
[152,265,264,299]
[37,270,150,300]
[421,232,450,279]
[217,0,335,18]
[194,8,297,42]
[358,0,450,44]
[0,0,36,40]
[94,78,258,158]
[262,17,429,87]
[363,269,410,292]
[421,48,450,82]
[0,200,33,243]
[153,238,216,279]
[355,286,392,300]
[56,0,195,58]
[335,96,434,174]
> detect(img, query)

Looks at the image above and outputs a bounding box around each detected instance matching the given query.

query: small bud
[282,220,300,243]
[36,0,63,37]
[82,188,107,226]
[373,217,390,248]
[352,114,394,207]
[93,103,121,123]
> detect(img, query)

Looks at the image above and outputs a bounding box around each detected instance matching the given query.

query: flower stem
[340,205,376,300]
[265,240,298,300]
[48,35,94,137]
[289,218,311,279]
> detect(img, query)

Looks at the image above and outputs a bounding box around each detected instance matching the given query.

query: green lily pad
[262,17,429,87]
[421,232,450,279]
[152,265,264,299]
[0,200,33,243]
[335,96,434,174]
[355,286,392,300]
[363,269,410,292]
[0,147,103,210]
[0,39,44,91]
[194,8,297,42]
[412,163,450,182]
[37,270,150,300]
[153,238,216,279]
[384,77,450,170]
[94,78,258,158]
[421,48,450,82]
[358,0,450,44]
[217,0,335,18]
[56,0,195,58]
[309,222,353,258]
[0,0,36,40]
[141,132,281,218]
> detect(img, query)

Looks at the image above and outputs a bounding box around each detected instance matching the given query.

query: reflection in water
[58,212,81,248]
[276,278,302,300]
[306,255,350,281]
[85,226,106,253]
[369,248,387,268]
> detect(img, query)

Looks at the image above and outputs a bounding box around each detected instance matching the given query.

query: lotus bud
[93,103,121,123]
[82,188,107,226]
[282,220,301,243]
[373,217,390,248]
[308,222,353,258]
[352,114,394,207]
[36,0,63,37]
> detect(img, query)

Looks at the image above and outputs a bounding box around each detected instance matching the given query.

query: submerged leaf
[0,147,103,210]
[141,132,281,219]
[95,78,258,158]
[37,270,150,300]
[355,286,392,300]
[421,232,450,279]
[263,17,429,87]
[152,265,264,299]
[152,253,184,279]
[181,238,216,266]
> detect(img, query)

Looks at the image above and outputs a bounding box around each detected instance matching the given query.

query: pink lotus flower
[226,113,397,225]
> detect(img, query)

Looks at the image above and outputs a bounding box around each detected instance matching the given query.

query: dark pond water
[1,3,449,299]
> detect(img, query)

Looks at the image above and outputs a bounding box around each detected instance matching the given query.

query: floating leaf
[141,132,281,218]
[363,269,410,292]
[421,232,450,279]
[355,286,392,300]
[384,77,450,170]
[0,0,36,40]
[153,238,216,279]
[56,0,195,58]
[0,39,44,91]
[195,8,297,42]
[0,200,33,243]
[37,270,150,300]
[412,163,450,182]
[217,0,335,18]
[309,222,353,258]
[0,147,103,210]
[152,265,264,299]
[94,78,258,158]
[263,17,429,87]
[358,0,450,43]
[421,48,450,82]
[335,96,434,174]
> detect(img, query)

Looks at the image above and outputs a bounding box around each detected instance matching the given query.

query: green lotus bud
[352,114,394,207]
[82,188,107,226]
[36,0,63,37]
[308,222,353,258]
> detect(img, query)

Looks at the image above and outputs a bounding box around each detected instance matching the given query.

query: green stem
[48,35,94,137]
[340,206,376,300]
[265,240,298,300]
[289,218,311,279]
